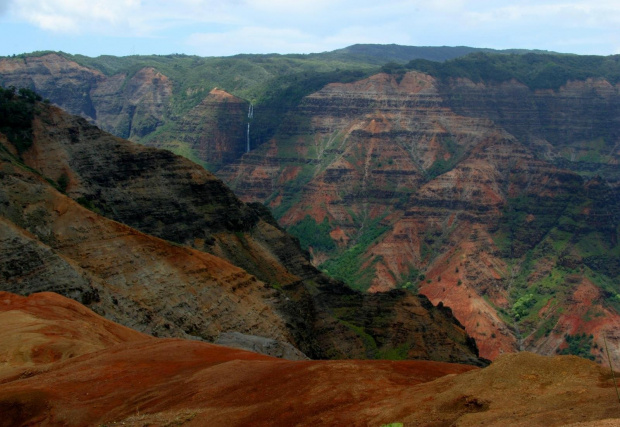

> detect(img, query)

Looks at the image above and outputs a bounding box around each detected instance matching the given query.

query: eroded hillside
[218,70,620,362]
[0,87,485,365]
[1,50,618,365]
[0,291,618,426]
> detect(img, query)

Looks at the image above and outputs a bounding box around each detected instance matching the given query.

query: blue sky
[1,0,619,57]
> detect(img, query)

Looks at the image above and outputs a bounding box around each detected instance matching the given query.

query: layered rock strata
[219,71,620,362]
[0,99,485,365]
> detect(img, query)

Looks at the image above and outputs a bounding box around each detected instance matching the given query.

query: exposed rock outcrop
[218,71,620,362]
[0,97,486,365]
[0,54,172,140]
[4,55,617,365]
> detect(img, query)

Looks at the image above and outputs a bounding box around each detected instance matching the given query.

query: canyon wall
[2,54,618,365]
[218,71,620,362]
[0,94,485,365]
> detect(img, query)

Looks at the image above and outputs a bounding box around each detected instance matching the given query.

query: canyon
[1,48,618,365]
[219,70,620,362]
[0,88,484,365]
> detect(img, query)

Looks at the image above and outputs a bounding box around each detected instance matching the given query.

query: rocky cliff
[441,77,620,185]
[0,54,173,140]
[0,53,373,171]
[218,71,620,363]
[2,52,618,365]
[0,90,485,365]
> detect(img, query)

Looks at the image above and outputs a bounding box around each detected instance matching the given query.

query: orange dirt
[1,291,620,426]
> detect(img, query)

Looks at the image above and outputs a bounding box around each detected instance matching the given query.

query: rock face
[0,54,254,170]
[441,78,620,185]
[0,54,172,140]
[0,94,485,365]
[3,54,618,365]
[215,331,309,361]
[0,291,618,427]
[162,88,250,169]
[218,71,620,363]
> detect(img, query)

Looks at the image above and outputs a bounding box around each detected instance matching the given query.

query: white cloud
[187,26,322,56]
[465,1,620,27]
[2,0,619,56]
[9,0,141,33]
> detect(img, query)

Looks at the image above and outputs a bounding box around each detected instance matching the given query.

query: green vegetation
[0,86,40,155]
[337,319,379,356]
[249,68,373,146]
[559,333,596,361]
[57,173,69,193]
[377,344,410,360]
[497,181,582,258]
[494,166,620,342]
[406,53,620,91]
[61,51,377,138]
[512,293,537,319]
[425,137,463,179]
[332,43,541,65]
[494,171,619,339]
[319,215,390,291]
[287,215,336,252]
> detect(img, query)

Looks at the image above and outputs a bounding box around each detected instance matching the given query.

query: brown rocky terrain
[442,77,620,186]
[0,291,618,427]
[161,88,250,169]
[0,54,173,141]
[218,71,620,363]
[0,91,485,365]
[2,53,618,367]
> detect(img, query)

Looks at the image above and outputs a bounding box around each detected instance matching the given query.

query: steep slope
[158,88,250,169]
[0,53,376,169]
[0,87,485,364]
[0,54,172,140]
[4,52,617,365]
[218,70,620,362]
[0,291,150,382]
[0,139,298,349]
[0,291,618,427]
[0,47,553,171]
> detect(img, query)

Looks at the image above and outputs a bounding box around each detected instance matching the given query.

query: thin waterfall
[246,103,253,153]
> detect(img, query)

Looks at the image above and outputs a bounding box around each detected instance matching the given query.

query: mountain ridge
[218,70,620,362]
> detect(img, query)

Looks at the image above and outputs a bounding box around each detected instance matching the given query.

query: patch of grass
[337,319,378,357]
[425,137,463,179]
[377,344,409,360]
[319,214,391,291]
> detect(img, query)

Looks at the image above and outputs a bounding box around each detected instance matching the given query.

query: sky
[0,0,619,58]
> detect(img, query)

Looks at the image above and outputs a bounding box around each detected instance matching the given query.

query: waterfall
[246,103,253,153]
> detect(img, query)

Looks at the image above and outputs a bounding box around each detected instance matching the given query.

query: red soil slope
[0,292,149,382]
[1,291,619,426]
